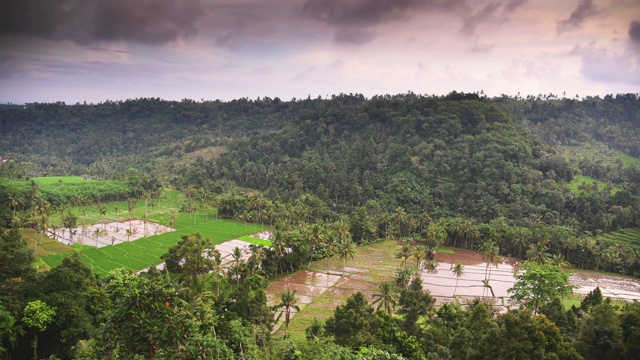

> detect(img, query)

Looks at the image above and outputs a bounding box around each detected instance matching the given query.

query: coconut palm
[372,282,397,315]
[395,268,411,289]
[231,247,244,280]
[337,238,356,275]
[526,242,550,265]
[479,240,500,297]
[451,263,465,298]
[395,243,412,269]
[413,245,427,268]
[273,289,300,336]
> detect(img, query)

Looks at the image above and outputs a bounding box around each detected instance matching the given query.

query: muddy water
[419,249,519,299]
[268,245,640,336]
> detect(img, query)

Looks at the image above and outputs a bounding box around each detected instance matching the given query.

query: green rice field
[567,175,620,195]
[42,215,256,275]
[560,142,640,168]
[32,176,89,184]
[598,228,640,247]
[239,235,272,246]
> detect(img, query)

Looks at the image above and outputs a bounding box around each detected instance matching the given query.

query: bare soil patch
[47,220,175,248]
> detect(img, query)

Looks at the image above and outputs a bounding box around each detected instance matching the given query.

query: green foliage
[0,227,35,294]
[397,277,436,336]
[161,232,220,278]
[23,300,55,332]
[0,304,23,357]
[479,309,582,360]
[508,261,576,314]
[575,299,625,360]
[0,177,132,210]
[580,287,603,312]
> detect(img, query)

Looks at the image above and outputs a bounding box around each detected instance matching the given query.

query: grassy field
[567,175,621,195]
[239,235,272,246]
[42,215,255,275]
[598,228,640,247]
[20,185,271,275]
[32,176,89,184]
[560,142,640,168]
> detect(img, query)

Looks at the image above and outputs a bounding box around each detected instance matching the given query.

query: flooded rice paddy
[267,240,640,338]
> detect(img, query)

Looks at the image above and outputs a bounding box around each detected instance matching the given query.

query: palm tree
[372,282,397,315]
[98,204,107,229]
[307,223,327,268]
[451,263,464,298]
[337,238,355,275]
[127,198,137,227]
[413,245,427,268]
[395,268,411,289]
[479,240,500,297]
[395,243,412,269]
[231,247,244,280]
[271,227,286,275]
[526,242,550,265]
[273,289,300,336]
[7,193,19,218]
[510,226,529,259]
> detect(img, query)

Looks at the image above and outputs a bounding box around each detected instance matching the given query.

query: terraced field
[598,228,640,247]
[42,214,255,275]
[560,142,640,168]
[567,175,620,195]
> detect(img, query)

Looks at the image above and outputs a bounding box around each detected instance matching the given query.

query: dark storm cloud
[461,1,502,36]
[503,0,528,13]
[630,20,640,47]
[557,0,600,34]
[300,0,467,27]
[0,0,203,45]
[334,28,377,45]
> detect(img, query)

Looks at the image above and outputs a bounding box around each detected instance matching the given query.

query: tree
[451,263,464,298]
[337,238,356,275]
[479,309,582,360]
[397,277,435,335]
[508,261,576,314]
[324,292,380,350]
[0,304,23,358]
[22,300,56,360]
[479,240,500,297]
[0,227,35,295]
[127,197,136,227]
[395,243,412,269]
[372,282,397,315]
[576,299,625,360]
[273,289,300,337]
[161,232,220,280]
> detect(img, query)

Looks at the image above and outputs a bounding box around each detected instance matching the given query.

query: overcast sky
[1,0,639,104]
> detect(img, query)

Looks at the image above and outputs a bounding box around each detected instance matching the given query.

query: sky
[0,0,639,104]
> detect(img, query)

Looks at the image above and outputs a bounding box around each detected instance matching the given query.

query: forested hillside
[2,93,640,359]
[2,93,639,229]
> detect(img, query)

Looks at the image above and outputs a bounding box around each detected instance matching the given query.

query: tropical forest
[1,92,640,360]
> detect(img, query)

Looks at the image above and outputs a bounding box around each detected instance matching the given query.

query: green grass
[567,175,620,195]
[438,248,455,254]
[239,235,271,246]
[560,142,640,168]
[42,216,255,275]
[32,176,88,184]
[562,295,582,310]
[598,228,640,247]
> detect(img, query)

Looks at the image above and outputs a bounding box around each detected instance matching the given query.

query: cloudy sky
[0,0,639,104]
